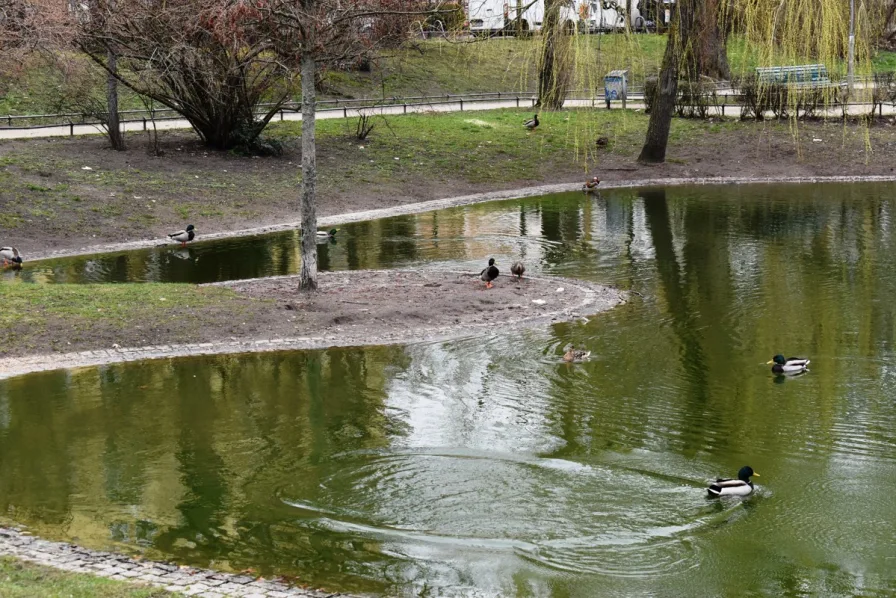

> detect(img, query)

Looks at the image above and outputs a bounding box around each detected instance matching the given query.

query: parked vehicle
[467,0,580,37]
[582,0,644,32]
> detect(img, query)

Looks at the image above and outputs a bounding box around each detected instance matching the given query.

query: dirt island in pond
[0,269,626,379]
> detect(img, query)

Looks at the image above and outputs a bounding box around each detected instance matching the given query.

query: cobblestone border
[0,272,625,380]
[0,526,353,597]
[25,175,896,262]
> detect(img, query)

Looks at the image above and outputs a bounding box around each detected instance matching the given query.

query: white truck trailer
[468,0,581,37]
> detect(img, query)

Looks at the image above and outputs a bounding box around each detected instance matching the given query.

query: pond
[2,182,896,596]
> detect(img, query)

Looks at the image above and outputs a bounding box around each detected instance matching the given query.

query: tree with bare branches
[258,0,440,291]
[75,0,298,151]
[0,0,71,84]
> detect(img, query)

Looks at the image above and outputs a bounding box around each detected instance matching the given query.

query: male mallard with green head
[523,114,539,131]
[767,354,810,374]
[317,228,338,240]
[168,224,196,247]
[480,258,499,289]
[707,466,759,497]
[1,247,23,268]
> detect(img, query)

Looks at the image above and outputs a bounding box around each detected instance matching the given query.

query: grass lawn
[0,556,176,597]
[0,283,278,356]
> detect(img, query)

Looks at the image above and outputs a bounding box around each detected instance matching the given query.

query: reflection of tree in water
[377,215,418,268]
[153,366,230,561]
[539,196,599,269]
[642,189,714,427]
[142,348,408,582]
[0,372,74,525]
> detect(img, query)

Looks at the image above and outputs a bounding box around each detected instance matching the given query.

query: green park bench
[755,64,831,87]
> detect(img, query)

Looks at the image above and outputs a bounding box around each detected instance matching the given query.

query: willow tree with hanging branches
[536,0,573,110]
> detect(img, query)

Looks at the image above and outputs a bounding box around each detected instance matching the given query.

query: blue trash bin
[604,69,629,109]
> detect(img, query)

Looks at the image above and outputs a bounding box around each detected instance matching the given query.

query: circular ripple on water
[280,451,721,581]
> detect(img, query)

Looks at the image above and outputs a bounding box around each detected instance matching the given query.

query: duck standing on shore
[510,261,525,280]
[583,177,601,193]
[480,258,499,289]
[168,224,196,247]
[1,247,23,268]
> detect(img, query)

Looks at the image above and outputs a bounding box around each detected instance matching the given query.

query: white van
[468,0,582,36]
[467,0,508,36]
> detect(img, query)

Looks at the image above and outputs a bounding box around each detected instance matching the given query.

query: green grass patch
[0,283,237,330]
[0,556,176,597]
[269,108,725,180]
[873,50,896,73]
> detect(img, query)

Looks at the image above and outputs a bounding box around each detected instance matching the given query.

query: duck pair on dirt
[479,258,525,289]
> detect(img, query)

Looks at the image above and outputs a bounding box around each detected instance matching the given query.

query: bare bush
[76,0,298,151]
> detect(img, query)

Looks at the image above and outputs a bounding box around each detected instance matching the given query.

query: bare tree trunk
[638,1,686,164]
[107,48,124,151]
[299,52,318,291]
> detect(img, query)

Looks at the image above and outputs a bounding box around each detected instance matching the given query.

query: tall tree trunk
[690,0,729,80]
[638,28,681,162]
[299,53,318,291]
[106,48,124,151]
[536,0,569,110]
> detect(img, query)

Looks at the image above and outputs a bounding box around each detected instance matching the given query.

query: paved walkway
[3,96,892,140]
[0,527,352,597]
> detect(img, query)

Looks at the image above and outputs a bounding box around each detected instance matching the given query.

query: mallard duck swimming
[480,258,499,289]
[767,354,810,374]
[168,224,196,247]
[523,114,539,131]
[317,228,337,240]
[582,176,601,193]
[707,466,759,497]
[510,261,525,280]
[562,344,591,362]
[1,247,23,267]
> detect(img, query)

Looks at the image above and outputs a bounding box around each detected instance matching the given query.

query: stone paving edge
[0,526,354,597]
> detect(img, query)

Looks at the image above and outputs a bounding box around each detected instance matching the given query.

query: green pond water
[2,183,896,596]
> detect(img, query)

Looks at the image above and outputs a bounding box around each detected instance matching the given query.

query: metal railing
[1,76,889,135]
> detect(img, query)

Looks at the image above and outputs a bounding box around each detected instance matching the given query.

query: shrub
[675,77,717,119]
